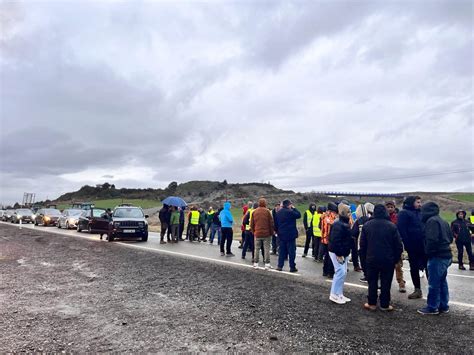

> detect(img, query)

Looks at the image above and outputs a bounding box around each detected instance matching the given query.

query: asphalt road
[1,222,473,353]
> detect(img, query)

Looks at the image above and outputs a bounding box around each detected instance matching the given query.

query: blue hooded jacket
[219,202,233,228]
[397,196,424,254]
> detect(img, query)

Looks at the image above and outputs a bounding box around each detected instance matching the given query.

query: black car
[76,208,109,234]
[108,206,149,242]
[11,209,35,224]
[34,208,62,226]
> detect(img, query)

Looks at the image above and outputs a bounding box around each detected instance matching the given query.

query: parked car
[57,209,83,229]
[76,208,108,233]
[108,206,149,242]
[0,210,5,220]
[2,209,15,222]
[34,208,62,226]
[11,208,35,224]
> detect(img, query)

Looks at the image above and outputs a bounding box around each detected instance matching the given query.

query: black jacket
[451,211,471,243]
[397,197,424,254]
[351,216,370,239]
[360,206,403,266]
[421,202,453,259]
[159,206,171,224]
[328,216,352,257]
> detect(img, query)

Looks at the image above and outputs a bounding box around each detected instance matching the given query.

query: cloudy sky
[0,0,472,204]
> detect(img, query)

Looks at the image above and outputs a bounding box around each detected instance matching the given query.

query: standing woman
[328,203,353,304]
[219,201,234,256]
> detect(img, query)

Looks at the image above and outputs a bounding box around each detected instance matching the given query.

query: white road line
[402,267,474,279]
[325,280,474,308]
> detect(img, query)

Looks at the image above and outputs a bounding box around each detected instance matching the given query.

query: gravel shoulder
[0,224,472,353]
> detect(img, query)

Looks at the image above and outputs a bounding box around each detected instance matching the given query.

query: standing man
[209,207,222,245]
[271,203,281,255]
[241,203,256,260]
[178,207,185,241]
[188,206,200,242]
[159,204,171,244]
[360,205,403,311]
[451,210,474,270]
[198,207,207,241]
[204,207,215,239]
[219,202,234,256]
[275,200,301,272]
[312,206,324,261]
[302,203,316,258]
[397,196,426,299]
[418,202,454,315]
[250,198,275,270]
[386,201,406,292]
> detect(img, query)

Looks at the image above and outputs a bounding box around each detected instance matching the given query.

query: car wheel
[77,224,82,232]
[142,233,148,242]
[57,221,61,228]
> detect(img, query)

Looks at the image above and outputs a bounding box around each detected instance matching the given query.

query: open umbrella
[162,196,188,208]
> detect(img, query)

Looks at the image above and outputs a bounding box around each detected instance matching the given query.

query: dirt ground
[0,224,472,353]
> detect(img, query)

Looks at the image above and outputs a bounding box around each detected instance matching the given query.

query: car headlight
[44,216,50,221]
[31,215,36,219]
[17,215,23,219]
[68,218,77,223]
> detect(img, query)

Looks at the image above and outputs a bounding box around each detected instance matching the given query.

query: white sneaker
[341,295,351,302]
[253,263,258,269]
[419,270,425,279]
[329,294,346,304]
[264,263,272,270]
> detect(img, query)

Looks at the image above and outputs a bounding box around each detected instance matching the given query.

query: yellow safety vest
[190,211,200,225]
[245,209,254,231]
[305,210,314,228]
[312,212,322,237]
[470,216,474,224]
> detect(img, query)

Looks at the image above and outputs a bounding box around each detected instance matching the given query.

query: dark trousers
[199,224,206,239]
[359,248,367,277]
[188,224,199,241]
[272,234,279,254]
[242,231,254,259]
[351,237,360,268]
[366,262,395,308]
[408,251,427,289]
[204,222,212,237]
[303,229,314,256]
[456,240,474,266]
[278,238,296,270]
[220,227,233,254]
[313,237,322,260]
[179,222,184,239]
[160,222,169,241]
[322,244,334,276]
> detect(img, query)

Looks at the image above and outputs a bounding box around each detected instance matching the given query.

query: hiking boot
[276,267,283,271]
[380,305,394,312]
[459,265,466,270]
[417,307,439,315]
[399,284,407,293]
[364,303,377,311]
[290,268,298,273]
[408,289,422,299]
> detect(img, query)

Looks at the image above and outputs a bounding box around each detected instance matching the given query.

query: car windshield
[113,208,144,218]
[92,209,106,218]
[17,209,33,214]
[66,209,83,216]
[44,209,62,216]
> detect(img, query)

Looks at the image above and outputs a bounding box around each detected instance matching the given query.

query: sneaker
[302,253,307,258]
[341,295,351,302]
[417,307,439,315]
[160,240,167,244]
[220,252,225,256]
[459,265,466,270]
[399,285,407,293]
[364,303,377,311]
[290,268,298,273]
[359,276,368,283]
[439,307,450,314]
[329,294,345,305]
[253,263,258,269]
[408,289,422,299]
[241,256,245,260]
[419,270,425,278]
[380,305,394,312]
[226,253,235,257]
[264,263,273,270]
[276,267,283,271]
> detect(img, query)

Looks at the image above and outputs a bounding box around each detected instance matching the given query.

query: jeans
[254,236,271,264]
[278,239,296,270]
[220,227,233,254]
[366,262,395,308]
[426,257,452,311]
[456,240,474,266]
[209,223,221,244]
[204,222,212,237]
[242,231,254,259]
[329,252,348,296]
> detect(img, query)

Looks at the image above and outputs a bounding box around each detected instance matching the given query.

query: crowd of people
[158,196,474,315]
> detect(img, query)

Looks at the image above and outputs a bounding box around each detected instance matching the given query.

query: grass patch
[57,199,161,210]
[449,193,474,203]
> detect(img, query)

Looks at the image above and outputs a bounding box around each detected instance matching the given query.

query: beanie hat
[338,203,351,218]
[282,199,292,207]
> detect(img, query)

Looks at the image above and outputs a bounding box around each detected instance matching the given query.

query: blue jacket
[397,205,424,254]
[219,202,233,228]
[275,207,301,241]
